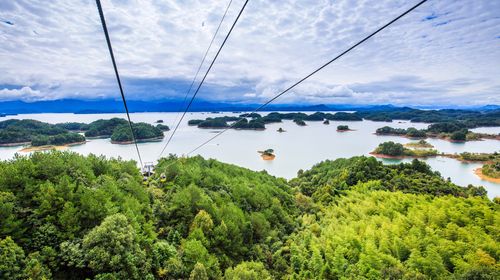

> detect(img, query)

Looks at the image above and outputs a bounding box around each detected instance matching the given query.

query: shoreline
[20,141,87,152]
[111,136,164,145]
[369,152,437,160]
[260,154,276,161]
[337,129,355,132]
[0,141,31,147]
[376,132,499,142]
[474,168,500,184]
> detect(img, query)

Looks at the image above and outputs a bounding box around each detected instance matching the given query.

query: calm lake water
[1,112,499,198]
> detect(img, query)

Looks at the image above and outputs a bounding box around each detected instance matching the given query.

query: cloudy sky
[0,0,499,106]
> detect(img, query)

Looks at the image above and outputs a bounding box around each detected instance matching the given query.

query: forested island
[110,123,164,144]
[358,107,500,126]
[376,122,499,142]
[336,125,351,131]
[371,141,438,158]
[0,119,85,147]
[188,112,364,130]
[0,118,167,147]
[0,152,497,279]
[188,109,500,135]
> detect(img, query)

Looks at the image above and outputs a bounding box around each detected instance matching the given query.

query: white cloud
[0,86,43,101]
[0,0,499,105]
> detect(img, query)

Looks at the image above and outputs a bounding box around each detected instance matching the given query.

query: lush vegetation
[286,188,498,279]
[198,118,230,129]
[110,123,164,142]
[482,161,500,179]
[405,139,434,148]
[455,152,500,162]
[376,122,497,141]
[358,107,500,127]
[84,118,129,138]
[156,124,170,131]
[293,119,306,126]
[337,125,350,131]
[232,118,265,130]
[55,122,90,131]
[325,112,363,121]
[0,152,496,279]
[376,126,427,138]
[373,141,438,158]
[190,112,364,130]
[0,119,85,146]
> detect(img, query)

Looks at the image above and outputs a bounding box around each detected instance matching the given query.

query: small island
[258,149,275,160]
[156,119,164,123]
[293,119,306,126]
[476,161,500,183]
[336,125,352,132]
[110,123,164,144]
[371,141,438,158]
[277,127,286,133]
[188,111,364,131]
[375,122,499,142]
[404,139,434,148]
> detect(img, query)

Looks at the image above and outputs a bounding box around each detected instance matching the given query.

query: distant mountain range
[0,99,498,115]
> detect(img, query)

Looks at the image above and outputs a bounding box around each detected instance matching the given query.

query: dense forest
[375,122,498,142]
[0,119,167,146]
[358,107,500,127]
[372,141,438,157]
[110,123,164,143]
[0,152,497,279]
[0,119,85,146]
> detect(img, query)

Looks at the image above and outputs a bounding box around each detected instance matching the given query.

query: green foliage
[290,156,485,199]
[374,141,437,157]
[190,262,209,280]
[293,119,306,126]
[325,112,363,121]
[84,118,128,137]
[55,122,90,131]
[359,107,500,127]
[0,119,85,146]
[450,129,468,141]
[233,118,265,129]
[337,125,349,131]
[376,126,426,138]
[287,188,499,279]
[405,139,433,148]
[198,118,229,128]
[82,214,152,279]
[188,119,205,126]
[110,122,163,142]
[224,261,272,279]
[239,113,261,119]
[374,141,406,156]
[482,161,500,179]
[155,124,170,131]
[0,237,25,279]
[458,152,499,162]
[0,151,497,279]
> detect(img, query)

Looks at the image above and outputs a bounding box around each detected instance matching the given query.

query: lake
[1,112,499,198]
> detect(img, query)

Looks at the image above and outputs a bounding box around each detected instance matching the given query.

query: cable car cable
[185,0,429,156]
[166,0,234,141]
[158,0,250,158]
[95,0,144,168]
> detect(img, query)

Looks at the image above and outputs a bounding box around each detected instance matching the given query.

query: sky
[0,0,499,106]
